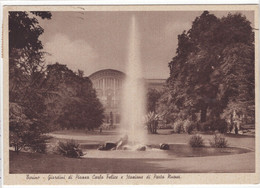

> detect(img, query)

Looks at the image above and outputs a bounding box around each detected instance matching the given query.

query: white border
[0,0,259,5]
[0,52,3,187]
[0,1,259,188]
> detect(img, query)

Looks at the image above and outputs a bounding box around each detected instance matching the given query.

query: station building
[89,69,166,126]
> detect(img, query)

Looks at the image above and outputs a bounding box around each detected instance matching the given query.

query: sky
[39,11,254,79]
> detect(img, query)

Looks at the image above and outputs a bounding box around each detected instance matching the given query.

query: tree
[216,14,255,131]
[9,103,32,154]
[44,63,105,131]
[9,11,51,51]
[219,43,255,130]
[9,11,52,153]
[157,88,180,124]
[147,88,161,113]
[58,99,104,131]
[109,112,114,127]
[164,11,255,132]
[167,11,219,123]
[9,11,52,98]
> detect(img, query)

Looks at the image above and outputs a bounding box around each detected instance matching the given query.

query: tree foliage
[147,88,162,113]
[9,12,104,153]
[9,11,52,153]
[164,11,255,132]
[44,63,104,130]
[144,111,160,134]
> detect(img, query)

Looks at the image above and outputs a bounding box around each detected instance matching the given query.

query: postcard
[2,5,259,185]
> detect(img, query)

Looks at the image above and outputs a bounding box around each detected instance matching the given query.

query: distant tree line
[158,11,255,133]
[9,11,104,153]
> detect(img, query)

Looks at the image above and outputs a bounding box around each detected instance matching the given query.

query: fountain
[119,15,147,148]
[95,15,148,152]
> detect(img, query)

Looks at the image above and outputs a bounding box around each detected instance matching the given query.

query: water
[81,144,251,159]
[120,15,147,146]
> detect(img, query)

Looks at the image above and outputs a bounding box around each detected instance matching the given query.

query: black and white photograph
[2,5,259,185]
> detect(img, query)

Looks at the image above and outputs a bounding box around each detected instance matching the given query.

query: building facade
[89,69,166,126]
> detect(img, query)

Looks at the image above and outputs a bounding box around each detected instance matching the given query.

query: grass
[9,130,255,173]
[9,151,171,173]
[9,147,255,173]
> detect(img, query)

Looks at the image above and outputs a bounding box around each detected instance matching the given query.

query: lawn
[10,151,175,173]
[9,130,255,173]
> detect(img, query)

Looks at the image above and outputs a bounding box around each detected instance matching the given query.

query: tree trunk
[15,145,19,155]
[151,121,154,134]
[147,123,151,134]
[154,120,158,134]
[229,113,234,133]
[200,104,208,123]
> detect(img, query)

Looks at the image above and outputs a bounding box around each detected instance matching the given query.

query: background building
[89,69,166,126]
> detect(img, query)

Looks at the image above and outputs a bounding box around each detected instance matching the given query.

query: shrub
[28,135,53,153]
[173,120,183,133]
[212,119,228,133]
[9,103,51,154]
[210,134,228,148]
[189,134,204,147]
[183,120,194,134]
[144,112,160,134]
[198,121,212,132]
[57,140,83,158]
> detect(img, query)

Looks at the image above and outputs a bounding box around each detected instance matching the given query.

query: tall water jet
[120,15,147,146]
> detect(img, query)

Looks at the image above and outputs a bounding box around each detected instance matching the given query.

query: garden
[8,10,255,174]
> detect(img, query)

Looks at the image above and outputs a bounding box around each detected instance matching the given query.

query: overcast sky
[39,11,254,79]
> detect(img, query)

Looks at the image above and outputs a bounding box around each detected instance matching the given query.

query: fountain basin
[80,143,252,159]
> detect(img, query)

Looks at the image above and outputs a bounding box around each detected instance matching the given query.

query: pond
[80,143,252,159]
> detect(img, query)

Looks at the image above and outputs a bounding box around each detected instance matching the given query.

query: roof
[89,69,125,80]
